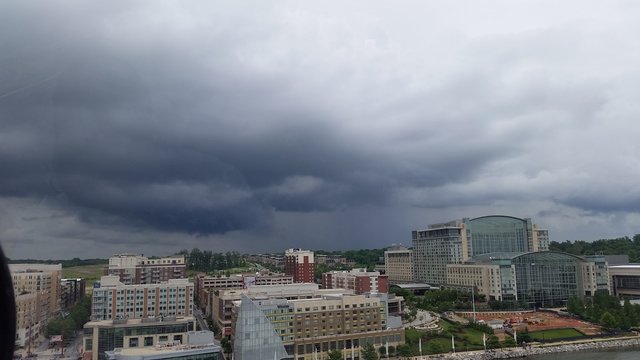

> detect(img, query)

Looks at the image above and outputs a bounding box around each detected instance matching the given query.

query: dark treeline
[550,234,640,262]
[568,292,640,330]
[316,248,386,268]
[176,248,245,272]
[7,258,107,268]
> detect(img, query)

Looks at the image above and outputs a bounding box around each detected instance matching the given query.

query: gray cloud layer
[2,1,640,258]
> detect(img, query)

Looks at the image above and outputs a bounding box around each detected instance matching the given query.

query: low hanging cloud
[2,1,640,258]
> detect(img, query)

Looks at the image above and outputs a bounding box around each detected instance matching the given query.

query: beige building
[11,264,62,349]
[232,294,404,360]
[11,264,62,314]
[91,276,193,321]
[384,248,413,283]
[15,291,50,348]
[212,283,352,336]
[446,263,516,301]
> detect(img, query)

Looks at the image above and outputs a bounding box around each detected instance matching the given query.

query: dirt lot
[456,311,601,336]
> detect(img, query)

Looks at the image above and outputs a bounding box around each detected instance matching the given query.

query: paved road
[194,308,210,331]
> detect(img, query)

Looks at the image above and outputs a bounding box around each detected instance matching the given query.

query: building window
[129,338,139,347]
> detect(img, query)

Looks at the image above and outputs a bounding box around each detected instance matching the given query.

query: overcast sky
[2,1,640,259]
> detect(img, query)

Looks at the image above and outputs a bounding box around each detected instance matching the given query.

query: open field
[62,264,105,283]
[528,328,585,340]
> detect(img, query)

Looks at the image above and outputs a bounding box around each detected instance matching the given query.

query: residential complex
[106,254,186,285]
[284,249,315,283]
[412,215,550,284]
[321,268,389,294]
[384,247,413,283]
[91,276,193,321]
[446,251,609,306]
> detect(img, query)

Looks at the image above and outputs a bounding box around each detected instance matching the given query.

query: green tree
[600,311,618,330]
[220,337,232,356]
[486,335,501,349]
[362,343,379,360]
[326,349,342,360]
[503,336,516,348]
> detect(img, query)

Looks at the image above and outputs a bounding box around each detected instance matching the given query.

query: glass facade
[234,295,290,360]
[511,252,581,307]
[466,216,530,256]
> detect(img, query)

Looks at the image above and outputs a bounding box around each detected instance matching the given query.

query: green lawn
[404,320,488,355]
[528,328,584,340]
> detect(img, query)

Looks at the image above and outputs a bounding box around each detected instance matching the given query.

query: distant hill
[549,234,640,262]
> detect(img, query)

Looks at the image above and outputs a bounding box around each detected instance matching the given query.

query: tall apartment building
[412,215,549,285]
[11,264,62,349]
[91,276,193,321]
[284,249,315,283]
[232,294,404,360]
[384,247,413,283]
[10,264,62,314]
[106,254,186,285]
[446,251,609,306]
[321,268,389,294]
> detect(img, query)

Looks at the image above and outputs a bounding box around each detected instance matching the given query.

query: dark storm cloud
[3,1,640,258]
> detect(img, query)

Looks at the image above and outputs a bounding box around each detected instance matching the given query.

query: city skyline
[3,1,640,259]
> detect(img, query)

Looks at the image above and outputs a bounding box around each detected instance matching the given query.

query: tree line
[550,234,640,262]
[567,292,640,330]
[176,248,245,272]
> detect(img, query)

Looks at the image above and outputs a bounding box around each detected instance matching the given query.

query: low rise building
[104,331,222,360]
[83,316,196,360]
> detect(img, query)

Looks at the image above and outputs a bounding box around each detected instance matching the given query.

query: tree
[503,336,516,348]
[220,337,232,356]
[362,343,379,360]
[326,349,342,360]
[486,335,501,349]
[600,311,618,330]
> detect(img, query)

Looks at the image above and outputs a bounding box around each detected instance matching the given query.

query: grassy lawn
[528,328,584,340]
[405,320,488,354]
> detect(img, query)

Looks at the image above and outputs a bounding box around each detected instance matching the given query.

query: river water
[525,348,640,359]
